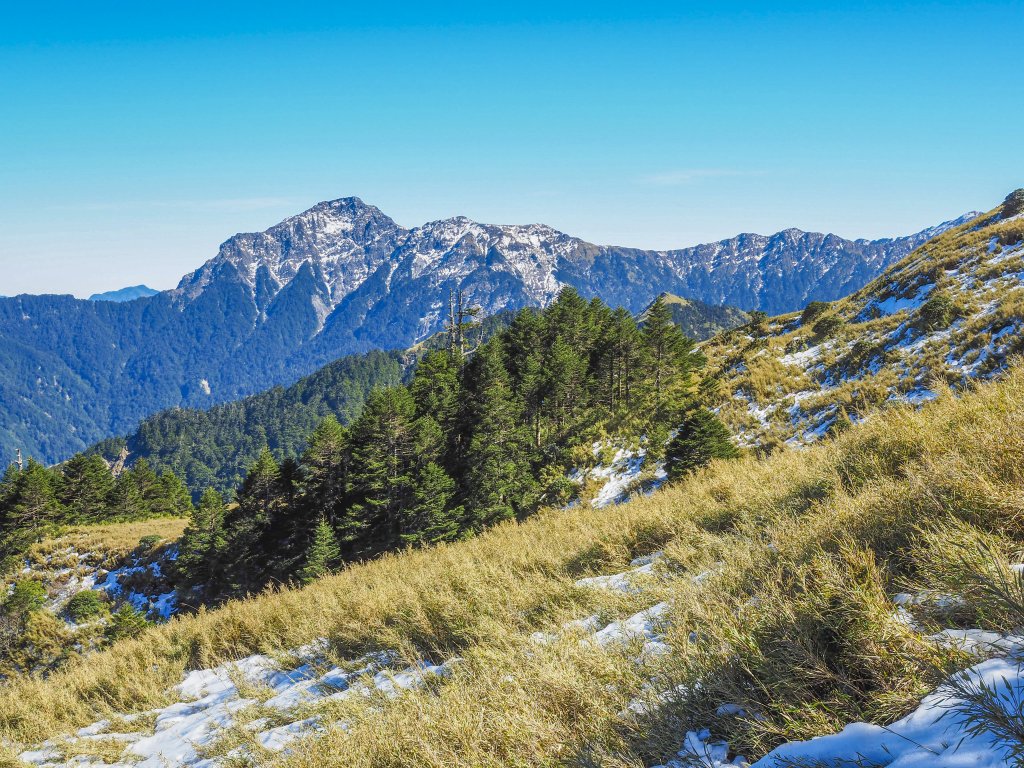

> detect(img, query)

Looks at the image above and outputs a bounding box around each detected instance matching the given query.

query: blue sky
[1,1,1021,297]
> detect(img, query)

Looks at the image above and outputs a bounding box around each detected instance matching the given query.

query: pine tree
[299,416,349,526]
[346,387,418,553]
[297,517,341,584]
[151,471,194,519]
[664,408,739,479]
[461,343,536,529]
[8,460,60,535]
[641,295,699,412]
[129,459,161,517]
[222,448,284,590]
[402,461,461,546]
[57,454,114,523]
[177,488,226,587]
[106,470,145,520]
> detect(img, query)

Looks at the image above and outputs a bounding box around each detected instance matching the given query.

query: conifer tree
[346,387,418,552]
[223,448,284,589]
[502,308,546,447]
[57,454,114,523]
[665,408,739,479]
[402,461,461,546]
[297,517,341,584]
[299,416,349,526]
[9,460,60,535]
[107,469,145,520]
[462,343,535,529]
[641,295,699,411]
[177,488,226,587]
[129,459,161,516]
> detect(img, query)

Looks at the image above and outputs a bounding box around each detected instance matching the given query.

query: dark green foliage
[812,314,845,338]
[918,290,963,332]
[56,454,114,522]
[197,289,706,601]
[90,350,405,498]
[65,590,104,622]
[642,293,748,341]
[801,301,831,325]
[3,580,46,616]
[0,453,192,579]
[106,604,150,640]
[298,518,341,584]
[176,489,227,589]
[665,408,740,479]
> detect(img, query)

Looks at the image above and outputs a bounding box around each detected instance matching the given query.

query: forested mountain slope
[0,198,969,465]
[90,350,405,497]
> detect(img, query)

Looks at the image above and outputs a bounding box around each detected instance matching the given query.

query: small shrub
[800,301,830,325]
[665,408,739,479]
[812,315,845,338]
[105,604,150,640]
[748,311,770,334]
[917,290,962,332]
[3,580,46,616]
[138,534,163,550]
[66,590,105,622]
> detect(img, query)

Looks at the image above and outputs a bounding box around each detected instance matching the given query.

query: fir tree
[299,416,349,527]
[665,408,739,479]
[346,387,418,553]
[297,517,341,584]
[641,295,698,410]
[461,343,536,529]
[177,488,227,588]
[8,460,60,535]
[107,470,145,520]
[57,454,114,523]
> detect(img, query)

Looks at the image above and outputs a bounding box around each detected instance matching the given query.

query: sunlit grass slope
[2,364,1024,766]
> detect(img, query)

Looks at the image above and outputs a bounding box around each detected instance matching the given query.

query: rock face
[0,197,973,464]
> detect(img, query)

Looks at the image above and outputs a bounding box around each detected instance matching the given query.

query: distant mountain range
[0,198,974,465]
[88,285,160,302]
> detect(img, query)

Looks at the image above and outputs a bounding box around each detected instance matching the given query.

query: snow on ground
[8,543,181,624]
[655,571,1024,768]
[573,441,667,508]
[751,650,1024,767]
[19,645,460,767]
[867,282,935,318]
[18,554,675,767]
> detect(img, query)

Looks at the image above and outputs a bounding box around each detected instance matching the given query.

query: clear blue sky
[1,1,1021,297]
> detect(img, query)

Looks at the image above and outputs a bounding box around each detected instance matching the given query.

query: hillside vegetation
[703,190,1024,448]
[3,360,1024,766]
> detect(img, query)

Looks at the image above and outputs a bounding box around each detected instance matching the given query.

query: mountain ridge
[0,198,975,465]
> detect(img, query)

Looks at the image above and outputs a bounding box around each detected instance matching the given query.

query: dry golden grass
[2,363,1024,766]
[23,517,187,571]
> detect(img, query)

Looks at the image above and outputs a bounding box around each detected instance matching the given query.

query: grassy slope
[2,363,1023,766]
[701,201,1024,448]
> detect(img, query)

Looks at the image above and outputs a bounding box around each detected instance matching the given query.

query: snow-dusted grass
[3,368,1024,766]
[700,204,1024,449]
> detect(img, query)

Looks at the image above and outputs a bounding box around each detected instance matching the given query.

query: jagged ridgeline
[0,196,972,466]
[175,289,706,599]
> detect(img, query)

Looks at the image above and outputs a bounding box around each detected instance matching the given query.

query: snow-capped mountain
[173,196,976,341]
[0,197,974,465]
